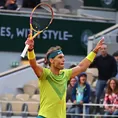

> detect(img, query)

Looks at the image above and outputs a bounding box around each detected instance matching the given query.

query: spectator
[66,64,77,118]
[22,0,40,8]
[67,72,91,118]
[113,50,118,79]
[66,64,77,102]
[66,77,77,102]
[0,0,5,7]
[1,0,18,10]
[89,43,117,113]
[103,78,118,118]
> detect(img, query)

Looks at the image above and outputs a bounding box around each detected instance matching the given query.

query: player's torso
[38,69,68,118]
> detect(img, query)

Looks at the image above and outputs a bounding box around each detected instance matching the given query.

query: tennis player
[26,36,104,118]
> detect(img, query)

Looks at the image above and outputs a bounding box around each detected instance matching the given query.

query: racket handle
[21,44,29,58]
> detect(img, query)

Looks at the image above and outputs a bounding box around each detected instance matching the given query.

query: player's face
[53,54,65,69]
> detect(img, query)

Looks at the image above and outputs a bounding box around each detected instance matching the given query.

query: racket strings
[32,18,41,31]
[32,17,51,31]
[31,4,53,32]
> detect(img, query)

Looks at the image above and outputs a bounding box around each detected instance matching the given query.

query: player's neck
[50,67,60,75]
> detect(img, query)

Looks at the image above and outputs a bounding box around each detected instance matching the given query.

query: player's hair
[44,46,62,66]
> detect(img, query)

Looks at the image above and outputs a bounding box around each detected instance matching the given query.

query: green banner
[0,14,114,55]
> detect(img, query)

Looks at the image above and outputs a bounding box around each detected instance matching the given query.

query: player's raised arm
[26,36,43,78]
[20,3,54,58]
[71,38,104,78]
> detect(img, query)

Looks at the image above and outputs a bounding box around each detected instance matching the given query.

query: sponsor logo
[81,29,93,49]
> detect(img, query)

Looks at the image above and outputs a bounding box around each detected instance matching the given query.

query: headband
[47,50,63,61]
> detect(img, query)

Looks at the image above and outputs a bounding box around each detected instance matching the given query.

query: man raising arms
[26,36,104,118]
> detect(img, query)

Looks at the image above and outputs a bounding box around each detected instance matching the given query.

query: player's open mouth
[61,63,64,66]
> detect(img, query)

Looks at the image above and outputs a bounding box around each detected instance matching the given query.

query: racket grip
[21,44,29,58]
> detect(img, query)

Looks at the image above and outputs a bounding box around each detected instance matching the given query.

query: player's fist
[25,34,34,50]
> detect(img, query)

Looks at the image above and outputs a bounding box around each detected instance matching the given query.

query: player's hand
[25,34,34,50]
[93,37,105,53]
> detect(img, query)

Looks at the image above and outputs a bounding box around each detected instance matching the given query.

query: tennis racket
[21,3,54,58]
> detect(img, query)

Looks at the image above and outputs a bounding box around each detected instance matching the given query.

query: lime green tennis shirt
[38,68,72,118]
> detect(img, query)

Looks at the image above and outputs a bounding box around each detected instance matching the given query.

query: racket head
[30,3,54,36]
